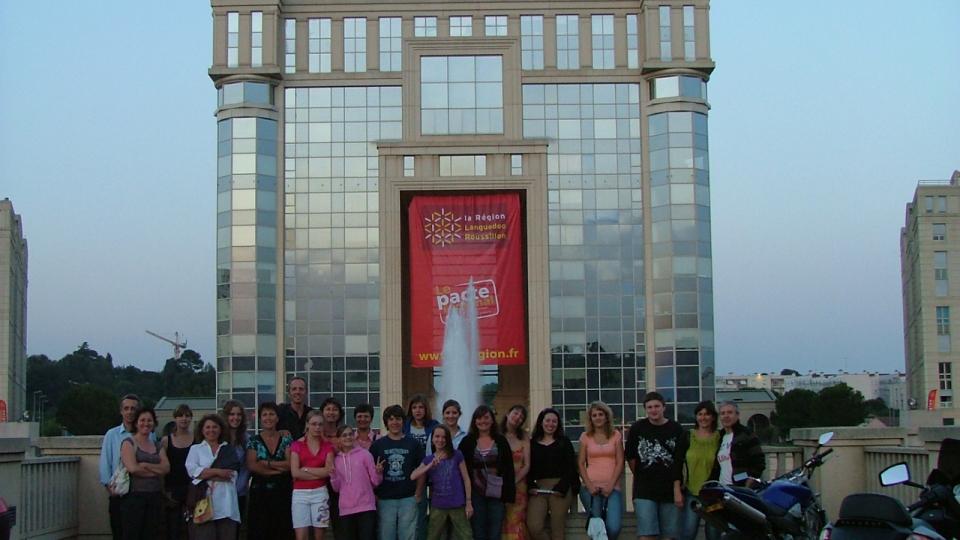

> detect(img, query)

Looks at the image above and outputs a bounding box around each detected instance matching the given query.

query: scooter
[694,431,835,539]
[819,461,957,540]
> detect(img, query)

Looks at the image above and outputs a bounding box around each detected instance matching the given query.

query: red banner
[928,389,938,410]
[408,193,526,367]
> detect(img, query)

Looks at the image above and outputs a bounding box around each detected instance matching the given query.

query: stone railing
[35,436,111,539]
[863,445,931,508]
[19,457,80,539]
[762,445,804,480]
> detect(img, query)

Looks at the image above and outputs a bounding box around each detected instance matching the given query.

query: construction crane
[146,330,187,360]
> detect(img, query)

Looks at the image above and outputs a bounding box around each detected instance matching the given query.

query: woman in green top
[681,401,721,540]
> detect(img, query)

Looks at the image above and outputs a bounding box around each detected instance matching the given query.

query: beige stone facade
[901,171,960,425]
[210,0,716,427]
[0,199,27,424]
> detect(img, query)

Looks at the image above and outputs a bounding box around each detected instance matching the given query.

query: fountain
[434,278,481,422]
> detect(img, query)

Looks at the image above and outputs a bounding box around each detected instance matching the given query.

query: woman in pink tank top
[577,401,624,540]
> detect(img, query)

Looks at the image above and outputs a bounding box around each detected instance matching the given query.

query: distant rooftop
[155,396,217,410]
[717,388,777,403]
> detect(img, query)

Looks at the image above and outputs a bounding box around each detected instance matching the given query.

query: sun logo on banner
[423,208,462,246]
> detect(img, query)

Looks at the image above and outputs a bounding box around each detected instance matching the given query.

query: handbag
[191,483,214,524]
[108,462,130,496]
[481,455,503,499]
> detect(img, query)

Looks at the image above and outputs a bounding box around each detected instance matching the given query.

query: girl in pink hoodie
[330,425,383,539]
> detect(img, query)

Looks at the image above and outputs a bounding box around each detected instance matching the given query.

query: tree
[160,349,215,397]
[817,383,867,426]
[56,384,120,435]
[773,383,868,441]
[865,397,890,417]
[773,388,818,437]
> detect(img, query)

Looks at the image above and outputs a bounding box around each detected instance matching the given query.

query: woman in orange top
[577,401,624,540]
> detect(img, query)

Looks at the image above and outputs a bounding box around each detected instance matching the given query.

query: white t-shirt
[717,432,734,485]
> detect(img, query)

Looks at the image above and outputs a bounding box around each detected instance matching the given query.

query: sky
[1,2,958,375]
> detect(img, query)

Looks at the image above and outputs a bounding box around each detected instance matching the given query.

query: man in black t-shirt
[277,376,312,440]
[625,392,687,540]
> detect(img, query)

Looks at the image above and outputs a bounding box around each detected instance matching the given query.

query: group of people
[98,382,764,540]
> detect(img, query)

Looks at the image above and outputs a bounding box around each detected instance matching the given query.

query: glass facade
[648,109,714,423]
[420,56,503,135]
[282,86,402,413]
[523,83,646,428]
[216,115,279,410]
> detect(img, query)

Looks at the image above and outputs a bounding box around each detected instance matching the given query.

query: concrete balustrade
[0,425,956,539]
[35,436,107,540]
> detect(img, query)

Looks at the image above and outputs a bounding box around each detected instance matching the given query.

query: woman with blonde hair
[577,401,624,540]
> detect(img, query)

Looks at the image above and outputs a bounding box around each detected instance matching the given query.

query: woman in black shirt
[525,408,579,540]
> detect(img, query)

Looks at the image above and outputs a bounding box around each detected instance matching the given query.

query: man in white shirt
[98,393,141,540]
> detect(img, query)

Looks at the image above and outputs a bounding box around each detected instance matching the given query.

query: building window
[403,156,415,177]
[940,362,953,407]
[486,15,507,36]
[421,55,503,135]
[936,251,949,297]
[938,196,948,213]
[521,15,544,70]
[592,15,614,69]
[626,14,639,69]
[227,12,239,67]
[938,305,951,352]
[284,19,296,73]
[556,15,579,70]
[683,5,695,60]
[219,81,273,107]
[251,12,263,67]
[440,155,486,176]
[450,16,472,37]
[511,154,522,175]
[659,6,672,61]
[308,19,331,73]
[935,223,947,241]
[650,76,707,99]
[415,16,437,37]
[344,18,367,73]
[379,17,401,72]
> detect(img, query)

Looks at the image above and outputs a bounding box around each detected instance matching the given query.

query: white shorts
[291,486,330,529]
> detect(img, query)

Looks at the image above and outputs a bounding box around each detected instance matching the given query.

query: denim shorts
[633,497,681,538]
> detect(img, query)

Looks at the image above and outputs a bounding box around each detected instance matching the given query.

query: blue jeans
[680,494,721,540]
[378,496,418,540]
[416,495,429,540]
[579,487,622,540]
[471,495,505,540]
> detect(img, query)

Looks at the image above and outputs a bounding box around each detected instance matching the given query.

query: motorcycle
[819,461,959,540]
[693,431,835,539]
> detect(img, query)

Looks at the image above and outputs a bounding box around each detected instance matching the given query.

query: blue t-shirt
[422,450,466,509]
[371,435,424,499]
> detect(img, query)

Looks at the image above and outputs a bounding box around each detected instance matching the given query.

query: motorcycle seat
[837,493,912,528]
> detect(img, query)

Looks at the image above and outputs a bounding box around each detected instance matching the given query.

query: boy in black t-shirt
[625,392,688,540]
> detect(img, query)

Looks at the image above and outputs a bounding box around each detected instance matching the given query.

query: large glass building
[210,0,715,431]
